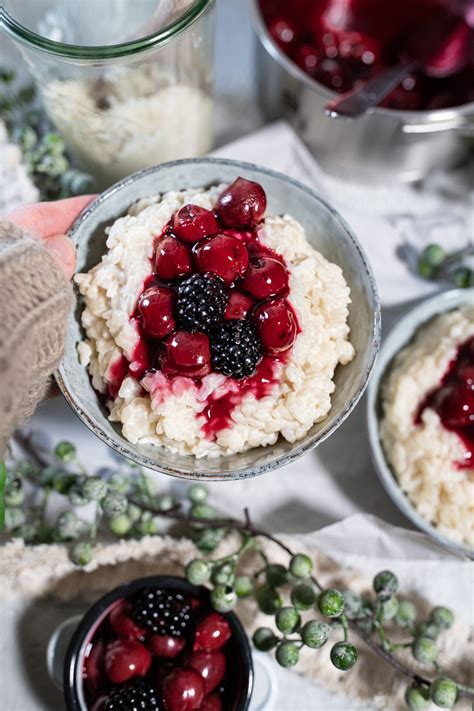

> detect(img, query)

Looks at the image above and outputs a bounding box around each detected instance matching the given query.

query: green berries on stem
[54,441,76,463]
[256,584,283,615]
[186,559,211,586]
[412,637,438,665]
[318,589,345,618]
[330,642,358,671]
[301,621,331,649]
[253,627,278,652]
[265,564,289,588]
[210,584,237,613]
[70,541,93,566]
[429,607,454,630]
[430,677,458,708]
[275,607,301,635]
[405,686,430,711]
[289,553,313,579]
[276,641,300,668]
[373,570,398,601]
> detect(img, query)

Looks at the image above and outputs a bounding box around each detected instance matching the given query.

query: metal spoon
[325,16,471,119]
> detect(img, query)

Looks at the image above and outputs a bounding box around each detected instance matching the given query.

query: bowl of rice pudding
[368,289,474,556]
[58,158,380,479]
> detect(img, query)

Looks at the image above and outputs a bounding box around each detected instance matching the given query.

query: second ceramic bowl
[57,157,380,480]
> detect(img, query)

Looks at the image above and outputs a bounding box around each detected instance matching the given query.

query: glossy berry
[373,570,398,601]
[330,642,358,671]
[318,589,345,618]
[256,584,283,615]
[252,627,278,652]
[430,677,458,708]
[210,584,237,613]
[197,694,222,711]
[276,641,299,668]
[301,620,331,649]
[104,639,151,684]
[173,204,219,244]
[211,320,262,380]
[193,613,231,652]
[131,589,192,637]
[154,235,192,280]
[434,385,474,427]
[265,564,289,588]
[275,607,301,635]
[289,553,313,579]
[253,299,298,355]
[290,582,316,611]
[225,291,254,320]
[109,601,145,640]
[186,559,211,586]
[177,273,227,334]
[161,331,212,379]
[149,634,186,659]
[162,668,205,711]
[105,678,160,710]
[269,17,299,51]
[187,650,226,693]
[193,234,249,286]
[242,257,288,300]
[216,177,267,229]
[138,286,176,340]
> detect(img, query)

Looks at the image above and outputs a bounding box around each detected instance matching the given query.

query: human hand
[7,195,95,280]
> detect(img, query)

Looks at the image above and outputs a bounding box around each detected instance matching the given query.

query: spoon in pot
[325,15,472,119]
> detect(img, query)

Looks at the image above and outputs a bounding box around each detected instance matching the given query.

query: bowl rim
[57,156,381,480]
[63,574,254,710]
[366,287,474,559]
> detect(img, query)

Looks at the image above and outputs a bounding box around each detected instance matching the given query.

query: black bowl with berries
[63,576,253,711]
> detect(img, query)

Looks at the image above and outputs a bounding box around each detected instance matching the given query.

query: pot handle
[403,116,474,136]
[47,615,82,692]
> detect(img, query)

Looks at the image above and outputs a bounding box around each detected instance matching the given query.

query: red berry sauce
[415,335,474,469]
[259,0,474,110]
[81,588,238,711]
[102,178,300,441]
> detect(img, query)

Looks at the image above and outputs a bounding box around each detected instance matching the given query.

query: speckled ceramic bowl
[57,157,380,480]
[367,288,474,558]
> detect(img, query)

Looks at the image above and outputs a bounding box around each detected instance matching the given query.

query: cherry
[149,634,186,659]
[225,291,254,320]
[84,639,104,694]
[433,385,474,428]
[187,651,226,694]
[108,601,145,640]
[162,668,205,711]
[294,44,321,76]
[197,695,223,711]
[161,331,211,379]
[314,58,353,92]
[241,257,289,300]
[173,205,219,244]
[268,16,299,51]
[216,178,267,229]
[138,286,176,340]
[155,235,193,280]
[193,613,231,652]
[104,639,151,684]
[193,234,249,286]
[253,299,298,356]
[337,30,381,67]
[457,364,474,389]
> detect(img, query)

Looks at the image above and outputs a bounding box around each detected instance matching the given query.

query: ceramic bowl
[57,157,381,480]
[367,288,474,558]
[62,576,253,710]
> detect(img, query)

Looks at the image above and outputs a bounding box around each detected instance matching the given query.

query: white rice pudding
[380,305,474,547]
[76,185,355,458]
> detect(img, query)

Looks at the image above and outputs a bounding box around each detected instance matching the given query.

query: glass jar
[0,0,216,188]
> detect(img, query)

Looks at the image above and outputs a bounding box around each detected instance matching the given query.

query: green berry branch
[2,433,473,710]
[417,243,474,289]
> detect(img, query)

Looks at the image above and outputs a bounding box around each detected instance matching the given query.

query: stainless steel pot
[250,0,474,183]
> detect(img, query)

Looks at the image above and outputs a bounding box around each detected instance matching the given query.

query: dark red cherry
[149,634,186,659]
[162,668,205,711]
[155,235,193,280]
[314,58,353,92]
[225,291,254,320]
[294,44,322,75]
[109,601,145,640]
[193,613,231,652]
[104,639,151,684]
[433,385,474,428]
[457,364,474,389]
[187,651,226,694]
[269,16,299,51]
[138,286,176,340]
[161,331,211,379]
[337,30,381,67]
[197,694,222,711]
[173,205,219,244]
[216,178,267,229]
[254,299,298,355]
[241,257,289,300]
[193,234,249,286]
[84,639,104,694]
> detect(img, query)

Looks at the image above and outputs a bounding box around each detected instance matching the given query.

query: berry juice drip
[415,335,474,469]
[105,178,300,439]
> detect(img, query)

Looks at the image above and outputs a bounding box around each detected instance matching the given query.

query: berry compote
[106,177,300,439]
[259,0,474,111]
[81,584,237,711]
[415,335,474,469]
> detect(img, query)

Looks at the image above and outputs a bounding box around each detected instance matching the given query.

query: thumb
[43,234,76,280]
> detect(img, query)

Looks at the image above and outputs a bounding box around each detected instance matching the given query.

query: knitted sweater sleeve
[0,219,74,453]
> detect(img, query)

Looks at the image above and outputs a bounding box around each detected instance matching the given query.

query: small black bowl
[63,575,254,710]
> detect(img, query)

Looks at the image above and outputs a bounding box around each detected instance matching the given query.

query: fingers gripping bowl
[58,158,380,479]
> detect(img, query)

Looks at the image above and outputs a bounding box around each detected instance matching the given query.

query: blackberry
[105,679,161,710]
[131,589,192,637]
[177,273,227,333]
[211,320,262,380]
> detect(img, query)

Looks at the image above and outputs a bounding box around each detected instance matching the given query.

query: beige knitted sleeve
[0,219,74,453]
